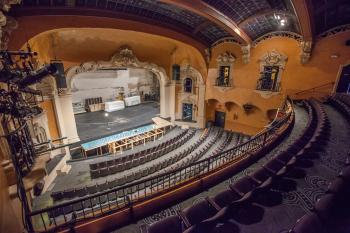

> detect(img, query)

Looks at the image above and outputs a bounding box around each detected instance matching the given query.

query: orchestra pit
[1,1,350,233]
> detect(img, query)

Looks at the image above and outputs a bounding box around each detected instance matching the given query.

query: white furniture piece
[124,96,141,107]
[104,100,125,112]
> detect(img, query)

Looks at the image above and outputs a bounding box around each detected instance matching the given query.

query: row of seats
[90,130,195,179]
[162,129,225,173]
[89,127,187,171]
[141,100,323,233]
[51,128,212,202]
[289,95,350,233]
[329,94,350,119]
[334,93,350,106]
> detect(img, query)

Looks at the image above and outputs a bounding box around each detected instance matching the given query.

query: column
[56,92,80,143]
[169,81,176,124]
[197,83,206,128]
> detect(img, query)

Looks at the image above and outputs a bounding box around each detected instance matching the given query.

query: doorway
[214,111,225,128]
[336,64,350,93]
[182,103,193,121]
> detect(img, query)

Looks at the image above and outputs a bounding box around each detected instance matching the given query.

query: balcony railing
[28,99,294,232]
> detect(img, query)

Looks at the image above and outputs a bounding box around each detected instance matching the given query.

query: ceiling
[9,0,350,48]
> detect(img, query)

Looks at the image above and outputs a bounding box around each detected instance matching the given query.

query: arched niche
[65,46,171,119]
[224,101,241,112]
[242,103,263,115]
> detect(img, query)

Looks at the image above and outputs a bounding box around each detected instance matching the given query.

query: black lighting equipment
[0,48,59,232]
[51,60,67,89]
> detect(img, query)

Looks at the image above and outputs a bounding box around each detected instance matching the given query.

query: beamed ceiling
[9,0,350,48]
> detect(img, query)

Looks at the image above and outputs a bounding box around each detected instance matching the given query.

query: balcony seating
[170,100,330,231]
[145,215,184,233]
[179,199,219,228]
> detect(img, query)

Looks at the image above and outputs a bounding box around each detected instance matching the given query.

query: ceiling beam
[158,0,252,45]
[291,0,313,41]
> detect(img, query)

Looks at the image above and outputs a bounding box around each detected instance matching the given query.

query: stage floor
[74,102,160,141]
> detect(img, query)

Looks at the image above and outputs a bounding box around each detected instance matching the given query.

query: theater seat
[179,199,218,227]
[228,176,258,200]
[148,215,184,233]
[212,189,241,209]
[290,213,327,233]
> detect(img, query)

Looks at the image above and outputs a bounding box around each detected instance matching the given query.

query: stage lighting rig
[0,48,57,118]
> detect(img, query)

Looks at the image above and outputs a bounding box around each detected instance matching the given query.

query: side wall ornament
[241,44,250,64]
[0,0,19,49]
[300,40,312,64]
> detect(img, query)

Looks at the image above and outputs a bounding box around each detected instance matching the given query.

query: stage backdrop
[71,68,159,104]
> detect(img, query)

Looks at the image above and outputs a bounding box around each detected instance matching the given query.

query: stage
[74,102,160,142]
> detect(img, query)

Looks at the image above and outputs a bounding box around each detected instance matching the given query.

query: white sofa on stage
[124,96,141,107]
[104,100,125,112]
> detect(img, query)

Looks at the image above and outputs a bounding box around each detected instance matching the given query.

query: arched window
[184,78,193,93]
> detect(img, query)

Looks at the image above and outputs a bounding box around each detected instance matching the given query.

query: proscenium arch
[8,15,207,57]
[65,49,171,119]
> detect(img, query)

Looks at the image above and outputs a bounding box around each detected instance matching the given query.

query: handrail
[28,99,294,232]
[294,82,335,95]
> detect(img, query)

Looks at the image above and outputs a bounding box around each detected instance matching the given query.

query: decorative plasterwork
[259,50,288,68]
[217,51,236,65]
[252,31,303,47]
[179,64,205,85]
[300,40,312,64]
[210,37,243,48]
[0,14,18,50]
[241,45,250,64]
[318,24,350,39]
[66,47,169,91]
[0,0,19,50]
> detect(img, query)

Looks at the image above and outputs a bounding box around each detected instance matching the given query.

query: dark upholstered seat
[212,189,241,209]
[249,167,271,183]
[148,215,184,233]
[314,194,337,221]
[339,166,350,181]
[180,199,218,227]
[263,159,287,176]
[290,213,326,233]
[229,176,258,198]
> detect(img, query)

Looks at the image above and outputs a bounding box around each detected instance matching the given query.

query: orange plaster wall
[206,31,350,134]
[40,99,60,140]
[20,28,208,80]
[0,164,22,233]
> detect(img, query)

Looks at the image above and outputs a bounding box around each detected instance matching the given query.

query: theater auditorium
[0,0,350,233]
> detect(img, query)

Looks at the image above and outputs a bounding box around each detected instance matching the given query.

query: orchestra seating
[141,98,350,233]
[50,127,241,203]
